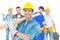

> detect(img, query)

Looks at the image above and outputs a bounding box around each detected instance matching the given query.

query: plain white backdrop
[0,0,60,40]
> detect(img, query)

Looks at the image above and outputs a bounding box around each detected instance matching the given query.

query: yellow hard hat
[45,6,50,11]
[23,2,34,10]
[8,7,13,11]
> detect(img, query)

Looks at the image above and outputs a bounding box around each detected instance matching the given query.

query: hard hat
[23,2,34,10]
[8,7,13,11]
[45,6,50,11]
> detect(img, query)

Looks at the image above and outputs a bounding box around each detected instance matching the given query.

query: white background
[0,0,60,40]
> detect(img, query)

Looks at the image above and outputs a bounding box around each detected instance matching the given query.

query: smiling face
[45,10,50,15]
[16,8,21,14]
[23,9,33,21]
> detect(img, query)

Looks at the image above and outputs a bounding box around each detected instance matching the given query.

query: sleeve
[27,24,40,40]
[3,15,7,21]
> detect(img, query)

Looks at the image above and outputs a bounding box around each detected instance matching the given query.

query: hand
[42,21,47,25]
[1,14,5,17]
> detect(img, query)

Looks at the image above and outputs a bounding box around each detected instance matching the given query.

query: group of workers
[0,2,56,40]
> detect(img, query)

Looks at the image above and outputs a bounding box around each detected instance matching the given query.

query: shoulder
[13,14,17,16]
[32,19,40,26]
[13,14,17,17]
[18,20,25,26]
[13,14,17,18]
[21,15,25,18]
[41,14,44,17]
[31,20,40,30]
[33,14,40,17]
[33,15,40,19]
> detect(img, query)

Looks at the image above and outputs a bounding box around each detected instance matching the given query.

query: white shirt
[44,15,53,28]
[17,15,21,19]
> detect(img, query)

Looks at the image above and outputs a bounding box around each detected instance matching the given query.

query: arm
[52,20,56,32]
[16,32,29,40]
[42,21,47,25]
[27,24,40,40]
[11,29,29,40]
[14,24,40,40]
[0,24,8,30]
[42,16,46,26]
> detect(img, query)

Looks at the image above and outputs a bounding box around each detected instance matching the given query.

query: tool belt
[40,26,54,33]
[40,27,44,33]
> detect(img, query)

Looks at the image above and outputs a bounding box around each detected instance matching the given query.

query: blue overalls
[33,14,45,40]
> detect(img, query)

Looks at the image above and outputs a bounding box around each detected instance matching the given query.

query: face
[16,8,21,14]
[8,9,13,13]
[23,9,33,19]
[38,9,43,13]
[45,10,50,15]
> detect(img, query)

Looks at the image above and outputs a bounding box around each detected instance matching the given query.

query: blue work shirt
[33,14,45,27]
[15,19,40,40]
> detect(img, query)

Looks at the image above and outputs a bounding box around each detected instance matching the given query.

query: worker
[44,6,56,40]
[12,6,24,40]
[2,7,13,40]
[33,6,45,40]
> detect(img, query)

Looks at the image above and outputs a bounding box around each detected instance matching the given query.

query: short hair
[38,6,44,11]
[16,6,21,9]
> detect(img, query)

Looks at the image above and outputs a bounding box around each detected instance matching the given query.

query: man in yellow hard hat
[0,2,40,40]
[11,2,40,40]
[44,6,56,40]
